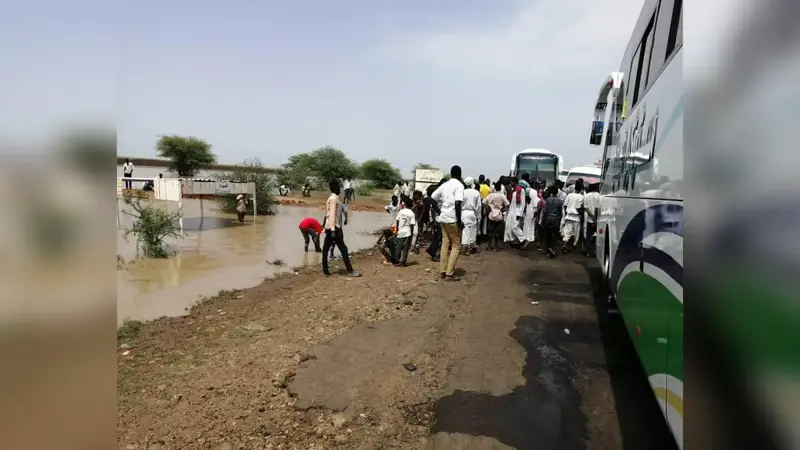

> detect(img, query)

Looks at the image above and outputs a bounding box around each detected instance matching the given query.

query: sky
[0,0,642,178]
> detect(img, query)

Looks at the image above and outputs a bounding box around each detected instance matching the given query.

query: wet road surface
[118,243,679,449]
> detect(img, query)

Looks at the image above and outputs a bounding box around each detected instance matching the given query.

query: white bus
[565,165,602,186]
[509,149,564,186]
[593,0,683,448]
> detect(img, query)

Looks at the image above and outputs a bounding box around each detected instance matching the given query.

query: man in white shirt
[342,178,353,204]
[556,180,567,201]
[431,165,465,281]
[582,182,602,256]
[122,159,134,189]
[392,196,417,266]
[402,181,411,197]
[561,181,585,253]
[393,182,402,199]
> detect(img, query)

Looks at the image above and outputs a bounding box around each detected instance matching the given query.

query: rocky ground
[118,243,677,450]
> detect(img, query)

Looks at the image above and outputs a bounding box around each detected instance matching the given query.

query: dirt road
[118,245,677,450]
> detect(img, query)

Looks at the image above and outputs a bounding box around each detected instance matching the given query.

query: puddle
[117,198,389,324]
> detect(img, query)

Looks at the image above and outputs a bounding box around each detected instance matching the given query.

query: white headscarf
[463,176,475,189]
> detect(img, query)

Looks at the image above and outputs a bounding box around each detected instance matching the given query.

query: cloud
[379,0,641,83]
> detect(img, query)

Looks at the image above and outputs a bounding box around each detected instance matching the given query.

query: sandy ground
[275,191,389,213]
[118,243,678,450]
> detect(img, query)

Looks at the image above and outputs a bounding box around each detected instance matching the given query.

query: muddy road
[118,245,677,450]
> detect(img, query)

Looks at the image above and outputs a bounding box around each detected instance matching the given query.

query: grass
[189,288,246,314]
[117,320,143,342]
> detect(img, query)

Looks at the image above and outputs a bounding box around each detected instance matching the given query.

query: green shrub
[216,158,278,215]
[355,182,375,196]
[122,196,183,258]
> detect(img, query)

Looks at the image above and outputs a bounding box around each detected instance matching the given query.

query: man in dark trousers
[541,184,565,258]
[321,180,362,277]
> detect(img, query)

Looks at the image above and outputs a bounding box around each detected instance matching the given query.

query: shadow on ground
[429,253,678,450]
[430,315,593,449]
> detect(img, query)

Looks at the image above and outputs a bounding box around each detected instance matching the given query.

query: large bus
[593,0,683,447]
[565,165,602,186]
[509,149,564,187]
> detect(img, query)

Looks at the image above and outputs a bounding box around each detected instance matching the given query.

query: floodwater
[117,198,388,324]
[116,164,226,180]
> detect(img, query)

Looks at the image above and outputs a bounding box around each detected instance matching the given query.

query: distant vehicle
[509,149,564,187]
[558,170,569,183]
[565,165,602,186]
[592,0,683,448]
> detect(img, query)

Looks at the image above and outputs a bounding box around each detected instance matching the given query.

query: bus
[565,165,602,186]
[509,149,564,187]
[593,0,683,447]
[558,170,569,183]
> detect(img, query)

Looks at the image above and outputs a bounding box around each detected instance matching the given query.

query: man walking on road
[321,180,361,277]
[431,165,465,281]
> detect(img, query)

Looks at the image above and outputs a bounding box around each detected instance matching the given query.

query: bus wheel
[603,231,619,316]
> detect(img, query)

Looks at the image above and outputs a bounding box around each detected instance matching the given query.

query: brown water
[117,199,389,324]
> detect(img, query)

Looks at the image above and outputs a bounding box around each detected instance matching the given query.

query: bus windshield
[567,173,601,185]
[515,154,558,184]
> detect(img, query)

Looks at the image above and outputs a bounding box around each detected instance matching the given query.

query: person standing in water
[235,194,248,223]
[298,217,323,252]
[321,180,361,277]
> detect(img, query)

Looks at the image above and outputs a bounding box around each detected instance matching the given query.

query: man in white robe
[461,177,482,254]
[522,187,538,246]
[504,177,526,244]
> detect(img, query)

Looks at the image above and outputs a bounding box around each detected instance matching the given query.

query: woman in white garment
[460,177,482,254]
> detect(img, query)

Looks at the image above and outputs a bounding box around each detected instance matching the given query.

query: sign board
[214,181,232,194]
[414,169,444,192]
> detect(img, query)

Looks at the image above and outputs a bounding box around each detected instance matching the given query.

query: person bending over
[298,217,323,252]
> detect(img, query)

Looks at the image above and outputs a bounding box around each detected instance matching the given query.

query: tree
[414,162,439,171]
[281,146,358,188]
[155,135,217,177]
[278,152,315,188]
[216,158,278,215]
[307,146,359,183]
[360,159,403,189]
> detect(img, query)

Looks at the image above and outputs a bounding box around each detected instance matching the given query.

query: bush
[276,167,310,190]
[216,158,278,215]
[360,159,403,189]
[122,196,183,258]
[355,181,375,196]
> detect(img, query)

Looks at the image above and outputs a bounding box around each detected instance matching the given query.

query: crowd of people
[295,167,602,280]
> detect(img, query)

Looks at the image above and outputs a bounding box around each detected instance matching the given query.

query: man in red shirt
[298,217,323,252]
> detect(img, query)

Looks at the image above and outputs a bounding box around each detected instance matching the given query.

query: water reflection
[117,199,384,324]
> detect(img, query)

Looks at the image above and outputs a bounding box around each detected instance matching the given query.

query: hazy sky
[1,0,641,177]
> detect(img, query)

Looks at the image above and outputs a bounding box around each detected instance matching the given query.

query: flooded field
[117,198,389,324]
